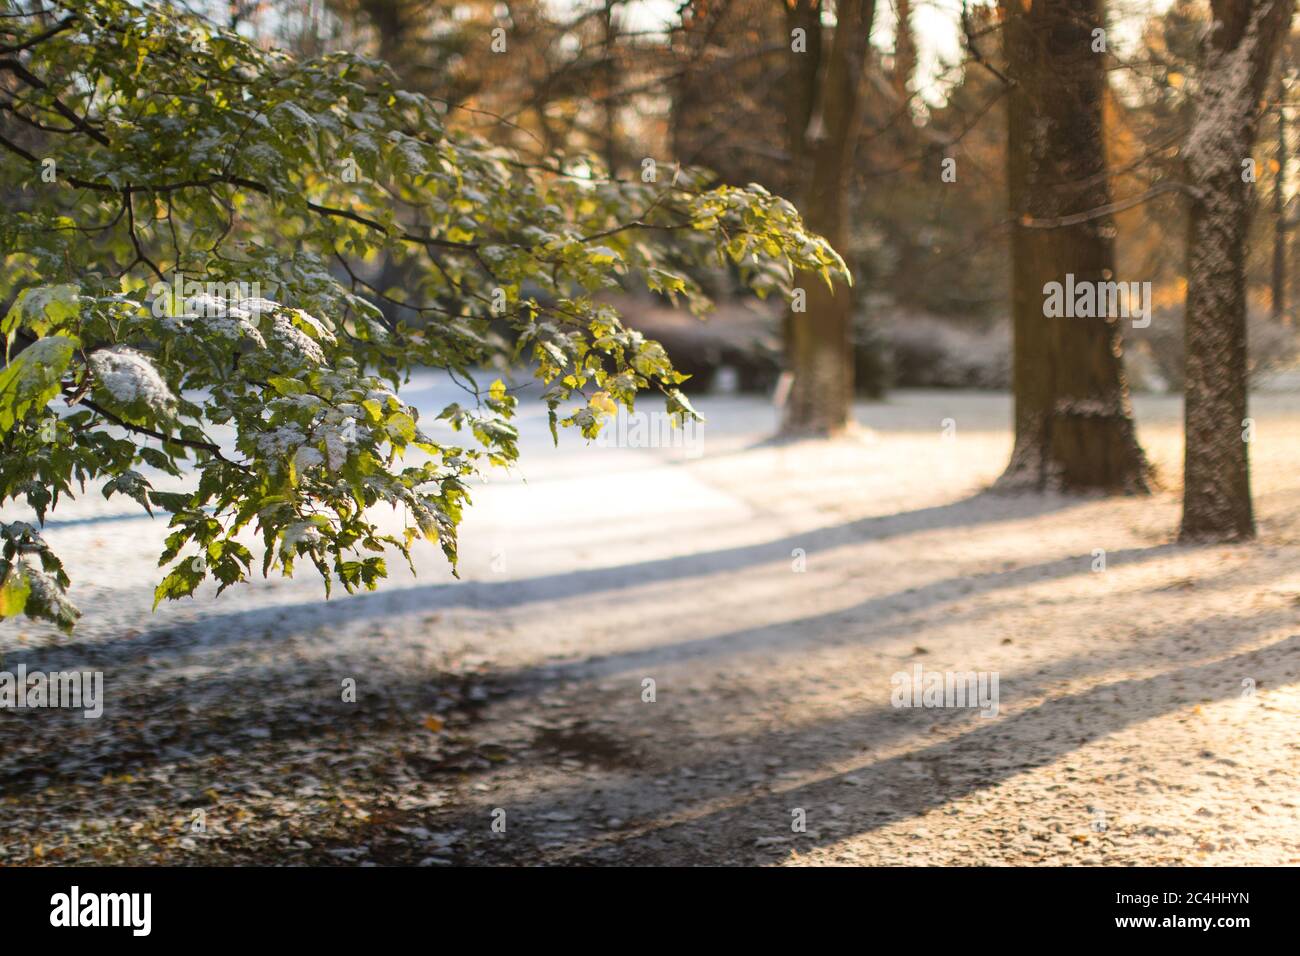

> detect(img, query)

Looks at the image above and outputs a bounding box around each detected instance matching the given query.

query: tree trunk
[997,0,1152,493]
[782,0,875,437]
[780,0,823,372]
[1181,0,1294,541]
[1272,57,1288,321]
[893,0,916,103]
[601,0,620,177]
[784,0,823,190]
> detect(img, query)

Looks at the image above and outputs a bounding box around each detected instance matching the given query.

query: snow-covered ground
[2,381,1299,865]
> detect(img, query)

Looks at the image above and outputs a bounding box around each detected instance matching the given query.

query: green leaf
[0,570,31,619]
[3,284,80,349]
[0,335,77,433]
[153,561,205,609]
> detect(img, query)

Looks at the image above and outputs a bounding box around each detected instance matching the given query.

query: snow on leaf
[89,347,176,413]
[3,284,80,342]
[176,295,267,347]
[15,561,81,633]
[255,425,308,457]
[279,520,323,559]
[268,313,327,365]
[287,308,337,345]
[0,335,77,432]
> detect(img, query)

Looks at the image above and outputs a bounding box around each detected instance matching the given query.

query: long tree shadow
[4,533,1177,696]
[473,631,1300,865]
[27,490,1087,664]
[0,537,1216,801]
[224,597,1296,865]
[474,542,1184,684]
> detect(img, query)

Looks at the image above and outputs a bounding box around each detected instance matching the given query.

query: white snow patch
[89,347,176,411]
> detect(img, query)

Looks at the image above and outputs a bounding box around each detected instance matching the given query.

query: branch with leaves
[0,0,846,631]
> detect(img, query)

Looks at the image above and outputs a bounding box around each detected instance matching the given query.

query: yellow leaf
[589,391,618,417]
[423,715,444,733]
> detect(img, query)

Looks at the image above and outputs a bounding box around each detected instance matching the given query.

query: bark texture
[997,0,1152,493]
[1181,0,1295,540]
